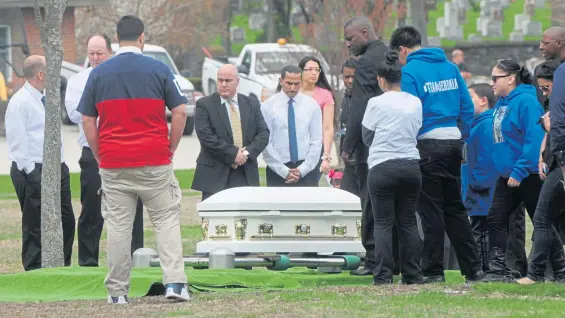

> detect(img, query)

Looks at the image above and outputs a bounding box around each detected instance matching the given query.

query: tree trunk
[409,0,428,46]
[552,0,565,27]
[33,0,67,268]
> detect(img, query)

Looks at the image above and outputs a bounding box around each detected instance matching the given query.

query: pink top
[312,86,334,110]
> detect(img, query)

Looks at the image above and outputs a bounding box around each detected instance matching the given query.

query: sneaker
[165,283,190,301]
[107,295,129,304]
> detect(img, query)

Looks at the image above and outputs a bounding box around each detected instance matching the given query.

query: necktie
[228,101,243,148]
[288,98,298,163]
[41,96,45,106]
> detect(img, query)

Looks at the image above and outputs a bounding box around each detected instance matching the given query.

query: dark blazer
[191,93,269,194]
[341,40,389,163]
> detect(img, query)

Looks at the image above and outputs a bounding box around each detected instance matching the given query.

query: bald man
[191,64,269,200]
[6,55,75,271]
[536,27,565,108]
[66,33,145,267]
[452,49,472,81]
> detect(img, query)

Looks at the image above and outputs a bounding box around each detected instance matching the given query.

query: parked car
[202,40,335,102]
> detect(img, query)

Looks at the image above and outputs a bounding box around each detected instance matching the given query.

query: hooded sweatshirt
[461,109,496,216]
[401,48,474,140]
[492,84,544,182]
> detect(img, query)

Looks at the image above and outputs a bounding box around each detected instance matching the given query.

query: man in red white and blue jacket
[78,15,190,304]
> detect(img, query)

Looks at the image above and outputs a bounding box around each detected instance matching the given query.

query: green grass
[0,168,269,200]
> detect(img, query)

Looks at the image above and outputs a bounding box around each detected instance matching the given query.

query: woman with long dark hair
[483,59,545,282]
[362,51,423,285]
[298,56,335,180]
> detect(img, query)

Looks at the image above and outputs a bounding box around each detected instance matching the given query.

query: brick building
[0,0,108,90]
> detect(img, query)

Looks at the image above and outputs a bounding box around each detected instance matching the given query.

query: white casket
[195,187,364,254]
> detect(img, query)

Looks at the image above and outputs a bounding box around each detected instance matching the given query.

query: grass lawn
[0,168,558,317]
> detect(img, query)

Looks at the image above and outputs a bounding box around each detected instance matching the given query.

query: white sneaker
[107,295,129,304]
[165,283,190,301]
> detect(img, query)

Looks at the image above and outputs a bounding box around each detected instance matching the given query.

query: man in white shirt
[6,55,75,271]
[65,33,145,267]
[261,65,322,186]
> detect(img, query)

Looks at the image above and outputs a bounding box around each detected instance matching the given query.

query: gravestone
[249,13,267,30]
[512,0,543,37]
[477,0,503,37]
[510,31,526,42]
[428,36,442,47]
[438,0,465,40]
[467,33,483,42]
[230,27,246,43]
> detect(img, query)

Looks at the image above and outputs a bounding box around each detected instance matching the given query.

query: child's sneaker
[165,283,190,301]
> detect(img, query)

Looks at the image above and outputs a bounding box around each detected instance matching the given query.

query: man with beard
[341,16,393,276]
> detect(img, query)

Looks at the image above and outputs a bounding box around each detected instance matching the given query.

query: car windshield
[255,51,330,74]
[143,51,177,74]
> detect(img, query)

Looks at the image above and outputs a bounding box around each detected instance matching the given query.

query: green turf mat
[0,267,373,303]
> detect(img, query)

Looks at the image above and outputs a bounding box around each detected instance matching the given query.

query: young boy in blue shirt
[461,83,496,272]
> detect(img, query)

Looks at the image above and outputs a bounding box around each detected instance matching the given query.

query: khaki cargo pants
[99,164,187,296]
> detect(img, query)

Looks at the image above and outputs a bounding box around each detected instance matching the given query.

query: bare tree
[75,0,228,62]
[33,0,67,268]
[552,0,565,27]
[410,0,428,46]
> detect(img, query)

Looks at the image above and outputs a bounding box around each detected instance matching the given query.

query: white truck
[201,41,334,102]
[61,43,196,135]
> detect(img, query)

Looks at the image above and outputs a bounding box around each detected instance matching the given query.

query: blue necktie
[288,98,298,163]
[41,96,45,106]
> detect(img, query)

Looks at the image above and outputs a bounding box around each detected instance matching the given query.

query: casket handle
[324,210,343,216]
[261,210,281,216]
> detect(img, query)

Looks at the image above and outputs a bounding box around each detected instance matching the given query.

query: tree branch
[33,0,47,49]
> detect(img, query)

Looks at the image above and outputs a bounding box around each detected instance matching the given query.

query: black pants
[10,162,76,271]
[266,160,319,187]
[78,147,144,266]
[417,139,481,277]
[486,175,543,276]
[528,168,565,281]
[202,166,248,201]
[340,164,359,197]
[369,159,423,284]
[471,207,527,274]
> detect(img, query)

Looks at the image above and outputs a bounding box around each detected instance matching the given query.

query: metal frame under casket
[195,187,364,254]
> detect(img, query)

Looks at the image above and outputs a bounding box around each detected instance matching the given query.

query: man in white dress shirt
[65,33,144,267]
[6,55,75,271]
[261,65,322,186]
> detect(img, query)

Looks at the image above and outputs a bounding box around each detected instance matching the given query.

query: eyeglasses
[491,74,509,83]
[539,85,552,92]
[303,68,321,73]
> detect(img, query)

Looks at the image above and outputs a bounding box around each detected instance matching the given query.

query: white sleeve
[298,102,323,177]
[260,102,290,178]
[5,99,34,173]
[65,76,84,124]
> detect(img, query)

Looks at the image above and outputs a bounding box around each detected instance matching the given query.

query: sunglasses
[491,74,510,83]
[539,85,552,92]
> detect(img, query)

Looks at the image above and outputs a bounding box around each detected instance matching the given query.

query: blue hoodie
[492,84,544,182]
[461,109,496,216]
[401,48,474,140]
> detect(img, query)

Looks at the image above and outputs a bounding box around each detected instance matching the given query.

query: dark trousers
[417,139,481,277]
[202,166,248,201]
[266,160,319,187]
[471,207,526,274]
[340,164,359,197]
[77,147,144,266]
[486,175,543,276]
[528,168,565,281]
[10,162,76,271]
[369,159,423,284]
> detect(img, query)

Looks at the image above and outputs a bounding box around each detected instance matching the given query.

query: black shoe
[465,270,485,283]
[480,272,515,283]
[510,269,522,279]
[373,278,393,285]
[423,275,445,284]
[350,267,373,276]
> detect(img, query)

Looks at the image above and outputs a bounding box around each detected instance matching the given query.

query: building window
[0,25,12,82]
